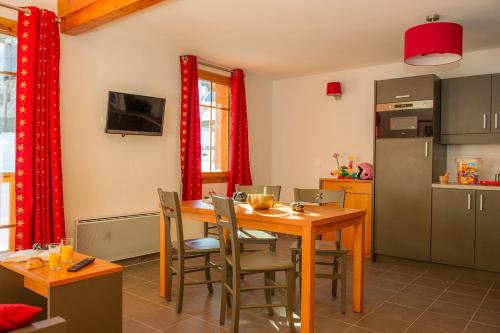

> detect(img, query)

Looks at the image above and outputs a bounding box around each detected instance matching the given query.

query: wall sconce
[327,82,342,97]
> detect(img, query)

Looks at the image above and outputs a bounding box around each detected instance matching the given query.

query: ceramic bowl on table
[247,194,274,210]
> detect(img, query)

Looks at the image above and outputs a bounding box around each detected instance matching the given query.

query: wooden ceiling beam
[58,0,165,35]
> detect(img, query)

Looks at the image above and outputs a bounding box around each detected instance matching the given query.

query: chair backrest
[212,195,241,280]
[293,188,345,207]
[157,189,185,259]
[293,188,346,246]
[235,184,282,201]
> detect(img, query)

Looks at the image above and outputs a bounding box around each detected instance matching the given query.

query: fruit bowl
[247,194,274,210]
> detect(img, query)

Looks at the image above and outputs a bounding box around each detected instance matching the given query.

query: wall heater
[75,212,160,262]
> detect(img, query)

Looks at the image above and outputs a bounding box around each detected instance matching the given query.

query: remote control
[67,257,95,272]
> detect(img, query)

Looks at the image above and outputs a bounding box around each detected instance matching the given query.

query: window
[0,18,17,252]
[198,70,230,183]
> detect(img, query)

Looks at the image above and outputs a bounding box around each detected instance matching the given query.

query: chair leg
[285,269,296,333]
[290,250,297,311]
[166,251,173,302]
[340,255,347,314]
[203,222,209,238]
[220,267,227,325]
[264,272,274,316]
[227,270,232,308]
[204,254,214,293]
[298,253,302,311]
[270,241,277,295]
[332,256,339,298]
[230,276,241,333]
[176,263,184,313]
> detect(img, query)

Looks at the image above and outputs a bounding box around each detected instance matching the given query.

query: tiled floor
[119,237,500,332]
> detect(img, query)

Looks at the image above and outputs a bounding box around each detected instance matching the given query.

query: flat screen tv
[105,91,166,136]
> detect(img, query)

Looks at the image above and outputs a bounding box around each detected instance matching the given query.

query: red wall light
[327,82,342,96]
[404,18,462,66]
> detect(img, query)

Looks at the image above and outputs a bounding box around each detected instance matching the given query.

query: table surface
[0,252,123,287]
[180,200,366,228]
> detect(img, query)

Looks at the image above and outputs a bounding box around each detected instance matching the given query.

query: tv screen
[105,91,166,136]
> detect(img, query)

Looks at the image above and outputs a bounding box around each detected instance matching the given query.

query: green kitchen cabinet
[492,74,500,133]
[374,138,434,261]
[441,74,492,136]
[431,188,476,268]
[376,74,436,104]
[475,190,500,272]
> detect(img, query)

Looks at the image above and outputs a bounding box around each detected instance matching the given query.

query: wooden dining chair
[204,185,281,253]
[158,189,220,313]
[290,188,348,313]
[235,185,281,252]
[212,196,296,333]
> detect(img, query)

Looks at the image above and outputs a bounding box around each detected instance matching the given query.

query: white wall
[59,29,273,238]
[272,48,500,201]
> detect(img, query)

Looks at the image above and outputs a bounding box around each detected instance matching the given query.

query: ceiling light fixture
[404,14,463,66]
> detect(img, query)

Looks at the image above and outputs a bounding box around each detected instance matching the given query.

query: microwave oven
[375,100,435,139]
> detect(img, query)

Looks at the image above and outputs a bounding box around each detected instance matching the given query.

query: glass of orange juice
[60,238,74,264]
[48,243,62,271]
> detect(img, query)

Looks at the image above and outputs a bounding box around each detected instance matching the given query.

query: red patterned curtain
[15,7,65,250]
[227,69,252,196]
[180,55,202,200]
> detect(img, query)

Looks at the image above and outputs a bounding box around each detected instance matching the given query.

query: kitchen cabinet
[431,189,475,268]
[374,138,435,261]
[492,74,500,133]
[441,74,492,135]
[320,179,372,258]
[376,75,436,104]
[475,190,500,272]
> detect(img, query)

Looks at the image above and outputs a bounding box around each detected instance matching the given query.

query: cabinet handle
[340,186,352,190]
[424,142,429,157]
[467,193,472,210]
[483,114,487,129]
[395,94,411,99]
[495,113,498,129]
[479,194,484,211]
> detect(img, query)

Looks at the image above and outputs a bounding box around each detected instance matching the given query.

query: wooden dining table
[159,200,366,333]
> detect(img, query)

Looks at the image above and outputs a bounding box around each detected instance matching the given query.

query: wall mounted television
[105,91,166,136]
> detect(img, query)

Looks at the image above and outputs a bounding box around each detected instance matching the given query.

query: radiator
[75,212,160,262]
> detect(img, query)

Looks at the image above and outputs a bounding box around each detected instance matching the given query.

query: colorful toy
[357,162,374,180]
[456,158,480,185]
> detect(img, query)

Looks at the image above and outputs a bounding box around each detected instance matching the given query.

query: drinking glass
[60,238,74,263]
[48,243,62,271]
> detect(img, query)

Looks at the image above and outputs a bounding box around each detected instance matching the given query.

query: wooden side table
[0,252,122,333]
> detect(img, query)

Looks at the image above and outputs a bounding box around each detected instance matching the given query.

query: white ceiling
[89,0,500,78]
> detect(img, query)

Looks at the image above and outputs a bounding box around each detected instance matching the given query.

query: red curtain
[15,7,65,250]
[227,69,252,196]
[180,55,202,200]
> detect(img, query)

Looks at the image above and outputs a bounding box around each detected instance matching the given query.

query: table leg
[159,210,168,298]
[352,216,365,312]
[301,227,316,333]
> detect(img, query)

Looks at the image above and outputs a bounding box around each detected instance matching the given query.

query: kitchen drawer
[376,75,436,104]
[321,180,372,194]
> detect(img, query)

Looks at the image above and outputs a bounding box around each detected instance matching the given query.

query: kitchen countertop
[432,183,500,191]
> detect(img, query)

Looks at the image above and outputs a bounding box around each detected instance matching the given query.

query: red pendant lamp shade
[404,22,463,66]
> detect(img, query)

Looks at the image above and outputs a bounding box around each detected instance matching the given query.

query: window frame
[198,69,231,184]
[0,16,17,252]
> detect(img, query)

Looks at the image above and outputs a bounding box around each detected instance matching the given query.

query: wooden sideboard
[320,178,373,258]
